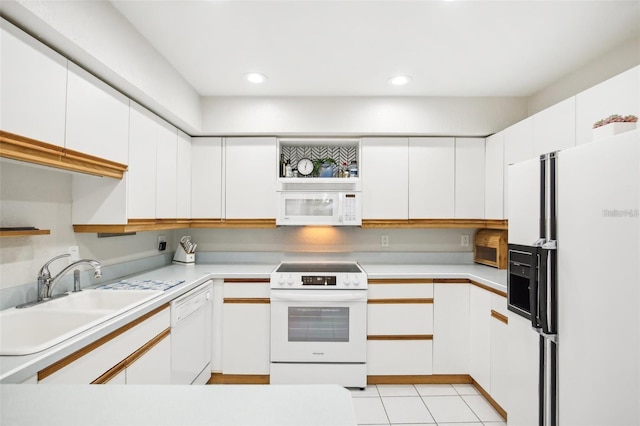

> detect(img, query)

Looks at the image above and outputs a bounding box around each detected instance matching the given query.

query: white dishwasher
[170,281,213,385]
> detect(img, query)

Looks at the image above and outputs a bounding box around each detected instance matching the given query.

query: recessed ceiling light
[244,72,267,84]
[388,75,412,86]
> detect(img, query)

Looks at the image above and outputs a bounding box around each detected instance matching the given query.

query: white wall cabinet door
[409,137,455,218]
[155,119,178,219]
[503,117,534,219]
[1,19,67,147]
[125,334,171,384]
[191,137,223,219]
[484,132,505,220]
[225,137,277,219]
[468,285,491,391]
[361,137,409,219]
[575,66,639,146]
[176,131,192,219]
[504,117,534,166]
[455,138,485,219]
[128,102,157,219]
[65,62,129,165]
[433,283,470,374]
[533,97,576,156]
[222,303,270,374]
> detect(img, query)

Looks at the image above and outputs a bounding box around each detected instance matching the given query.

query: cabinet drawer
[367,340,433,375]
[39,306,170,384]
[368,304,433,335]
[223,279,270,299]
[368,283,433,299]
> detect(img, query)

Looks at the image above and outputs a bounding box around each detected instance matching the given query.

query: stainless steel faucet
[36,254,102,300]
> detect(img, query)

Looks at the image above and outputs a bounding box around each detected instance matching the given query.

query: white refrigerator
[506,129,639,426]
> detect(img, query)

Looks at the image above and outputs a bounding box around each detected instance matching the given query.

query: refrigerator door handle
[529,248,541,329]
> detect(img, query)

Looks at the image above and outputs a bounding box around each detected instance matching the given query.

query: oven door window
[288,306,349,342]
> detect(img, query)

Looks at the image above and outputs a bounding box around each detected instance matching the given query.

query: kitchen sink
[37,289,162,312]
[0,290,163,356]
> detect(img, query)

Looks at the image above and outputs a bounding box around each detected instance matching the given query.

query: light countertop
[0,261,505,383]
[0,384,357,425]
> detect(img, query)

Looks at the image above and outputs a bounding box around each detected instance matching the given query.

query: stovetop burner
[275,262,362,274]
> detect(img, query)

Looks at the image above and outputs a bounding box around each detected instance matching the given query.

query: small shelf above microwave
[278,176,360,192]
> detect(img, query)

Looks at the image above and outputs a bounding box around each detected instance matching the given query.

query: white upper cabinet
[504,117,534,166]
[176,131,192,219]
[225,137,277,219]
[1,19,67,146]
[361,138,409,220]
[533,97,576,156]
[484,132,505,220]
[575,66,639,145]
[155,119,178,219]
[65,62,129,165]
[191,137,223,219]
[455,138,485,219]
[409,137,455,219]
[128,102,158,219]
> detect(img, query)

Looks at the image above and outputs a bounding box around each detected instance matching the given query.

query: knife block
[173,244,195,264]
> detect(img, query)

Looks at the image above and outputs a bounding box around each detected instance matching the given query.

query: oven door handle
[270,292,367,303]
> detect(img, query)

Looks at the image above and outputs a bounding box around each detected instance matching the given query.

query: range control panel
[302,275,337,286]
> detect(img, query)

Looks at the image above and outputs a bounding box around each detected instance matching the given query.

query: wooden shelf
[0,229,51,238]
[73,218,277,233]
[0,130,127,179]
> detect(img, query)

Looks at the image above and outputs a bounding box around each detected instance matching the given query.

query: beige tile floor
[350,384,506,426]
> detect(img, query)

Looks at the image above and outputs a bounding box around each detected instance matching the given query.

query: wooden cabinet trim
[368,278,434,284]
[433,279,470,284]
[368,298,433,304]
[472,378,508,420]
[1,130,127,179]
[208,373,269,384]
[362,219,507,229]
[38,304,169,381]
[74,218,277,233]
[368,374,472,385]
[490,309,509,325]
[224,298,271,304]
[470,280,507,298]
[367,335,433,341]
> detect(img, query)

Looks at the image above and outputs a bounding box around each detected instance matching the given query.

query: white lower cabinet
[221,280,271,375]
[38,307,170,384]
[489,295,509,409]
[469,285,491,390]
[433,283,470,374]
[125,335,171,384]
[367,340,433,375]
[367,281,434,376]
[506,311,539,426]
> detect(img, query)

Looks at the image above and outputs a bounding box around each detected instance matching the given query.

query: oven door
[270,290,367,363]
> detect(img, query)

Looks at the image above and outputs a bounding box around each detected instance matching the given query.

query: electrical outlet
[158,235,167,251]
[68,246,80,263]
[381,235,389,248]
[461,234,470,247]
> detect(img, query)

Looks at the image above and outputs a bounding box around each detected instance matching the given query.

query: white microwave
[276,191,362,226]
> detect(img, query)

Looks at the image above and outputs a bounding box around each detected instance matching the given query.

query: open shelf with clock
[277,137,361,191]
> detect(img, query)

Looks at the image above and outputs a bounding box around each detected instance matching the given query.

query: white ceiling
[111,0,640,98]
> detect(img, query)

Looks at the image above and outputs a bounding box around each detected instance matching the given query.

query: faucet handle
[39,253,71,278]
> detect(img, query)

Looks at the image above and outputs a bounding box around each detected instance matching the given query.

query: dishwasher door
[170,281,213,385]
